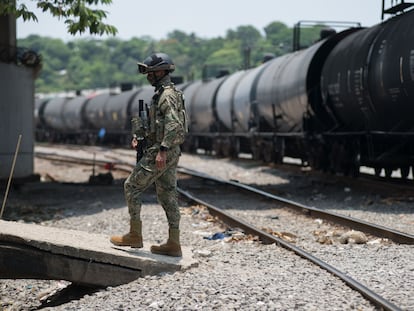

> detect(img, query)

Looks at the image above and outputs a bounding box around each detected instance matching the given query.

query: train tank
[256,28,360,134]
[188,77,228,133]
[215,70,248,132]
[34,97,50,141]
[181,80,202,131]
[42,97,70,141]
[102,89,141,144]
[232,65,270,133]
[62,96,90,135]
[129,85,155,117]
[104,89,139,130]
[319,10,414,177]
[321,9,414,132]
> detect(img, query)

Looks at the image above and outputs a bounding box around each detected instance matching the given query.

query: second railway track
[30,144,414,310]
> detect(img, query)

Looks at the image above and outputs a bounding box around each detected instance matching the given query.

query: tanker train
[35,9,414,179]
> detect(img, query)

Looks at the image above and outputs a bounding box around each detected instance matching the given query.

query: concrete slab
[0,220,198,286]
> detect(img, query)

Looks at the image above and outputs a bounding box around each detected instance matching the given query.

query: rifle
[132,99,148,163]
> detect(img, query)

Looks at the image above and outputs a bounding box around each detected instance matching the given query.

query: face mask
[147,72,157,86]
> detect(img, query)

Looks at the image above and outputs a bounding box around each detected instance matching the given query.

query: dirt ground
[1,157,131,223]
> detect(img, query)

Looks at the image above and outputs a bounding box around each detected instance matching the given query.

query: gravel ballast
[1,148,413,310]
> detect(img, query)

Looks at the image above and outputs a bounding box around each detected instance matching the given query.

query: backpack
[172,87,188,145]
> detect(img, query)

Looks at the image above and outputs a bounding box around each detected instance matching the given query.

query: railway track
[177,187,401,311]
[177,167,414,245]
[32,146,414,310]
[34,147,414,244]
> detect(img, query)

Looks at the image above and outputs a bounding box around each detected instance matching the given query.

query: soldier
[110,52,187,257]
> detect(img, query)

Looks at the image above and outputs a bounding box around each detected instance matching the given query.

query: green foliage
[297,25,329,48]
[1,0,117,35]
[264,22,292,54]
[206,40,243,71]
[17,19,336,93]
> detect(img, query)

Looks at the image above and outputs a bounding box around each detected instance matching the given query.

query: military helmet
[137,52,175,74]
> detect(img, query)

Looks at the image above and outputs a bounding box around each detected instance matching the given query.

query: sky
[16,0,388,41]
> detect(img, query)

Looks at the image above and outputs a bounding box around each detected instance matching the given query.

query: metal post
[1,134,22,219]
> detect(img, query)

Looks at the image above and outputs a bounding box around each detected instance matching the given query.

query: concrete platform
[0,220,197,287]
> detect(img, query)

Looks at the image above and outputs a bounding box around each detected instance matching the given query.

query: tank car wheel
[263,142,274,163]
[384,168,393,178]
[212,140,219,155]
[192,137,200,153]
[251,144,262,161]
[274,151,283,164]
[308,150,321,170]
[182,137,196,153]
[229,138,240,159]
[221,138,234,158]
[274,138,285,164]
[120,135,128,146]
[88,134,98,145]
[400,166,410,179]
[76,135,86,145]
[349,163,360,178]
[181,140,191,153]
[344,151,360,178]
[47,133,55,143]
[374,167,382,177]
[213,139,224,157]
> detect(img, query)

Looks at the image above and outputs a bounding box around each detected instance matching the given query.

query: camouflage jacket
[148,75,187,148]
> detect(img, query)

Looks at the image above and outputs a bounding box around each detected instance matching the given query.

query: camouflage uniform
[125,75,184,229]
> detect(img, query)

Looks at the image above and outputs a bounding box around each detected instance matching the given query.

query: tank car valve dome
[137,53,175,74]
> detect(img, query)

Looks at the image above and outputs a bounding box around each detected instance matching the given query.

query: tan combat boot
[150,228,182,257]
[110,220,143,248]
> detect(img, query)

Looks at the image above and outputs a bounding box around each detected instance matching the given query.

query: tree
[206,41,243,72]
[263,21,291,53]
[227,25,262,49]
[0,0,117,35]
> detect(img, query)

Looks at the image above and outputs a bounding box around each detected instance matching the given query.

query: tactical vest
[149,83,188,146]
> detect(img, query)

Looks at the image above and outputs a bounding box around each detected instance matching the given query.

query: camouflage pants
[124,145,181,228]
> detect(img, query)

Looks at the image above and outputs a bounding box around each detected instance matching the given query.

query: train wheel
[384,168,393,178]
[263,142,274,163]
[350,164,360,178]
[222,146,229,157]
[274,138,285,164]
[213,139,223,157]
[400,166,410,179]
[308,150,321,170]
[190,137,199,153]
[345,151,360,178]
[251,143,262,161]
[76,135,86,145]
[229,138,240,159]
[181,139,193,153]
[220,138,234,158]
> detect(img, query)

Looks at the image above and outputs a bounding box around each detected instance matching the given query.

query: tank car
[99,89,140,145]
[39,95,94,143]
[34,97,50,141]
[62,95,93,143]
[185,77,228,153]
[318,8,414,178]
[83,93,113,143]
[33,9,414,180]
[41,97,71,142]
[214,70,247,157]
[129,85,155,119]
[176,80,202,152]
[183,27,360,165]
